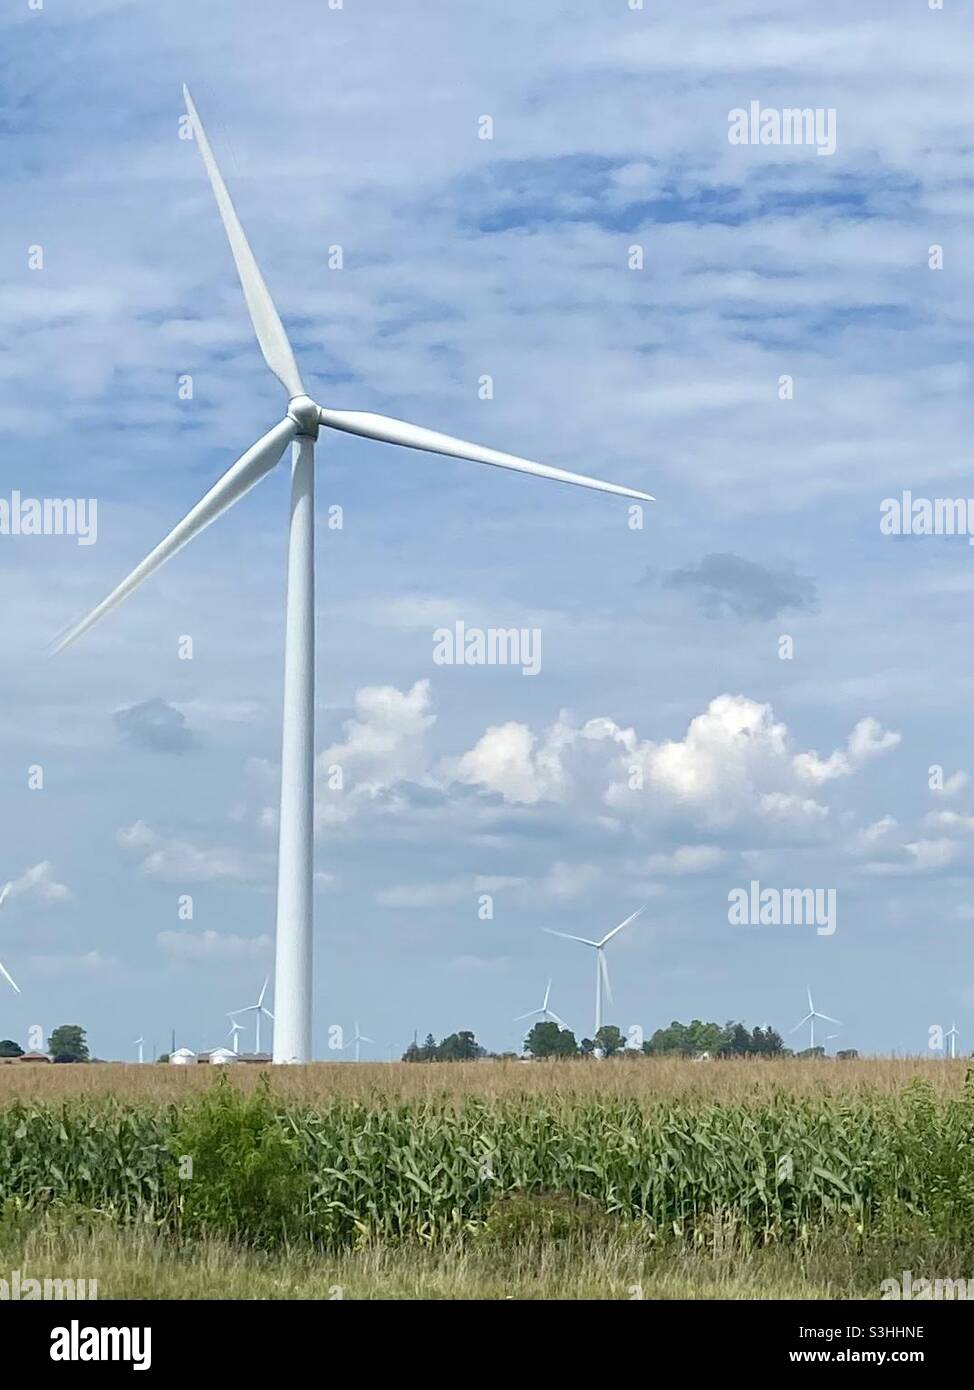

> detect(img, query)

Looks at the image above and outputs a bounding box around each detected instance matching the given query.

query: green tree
[0,1039,23,1058]
[437,1030,482,1061]
[48,1024,89,1062]
[594,1024,626,1057]
[525,1021,577,1057]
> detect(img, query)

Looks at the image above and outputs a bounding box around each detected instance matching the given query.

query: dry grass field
[0,1055,963,1104]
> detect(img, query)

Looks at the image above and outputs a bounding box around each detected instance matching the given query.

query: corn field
[1,1069,972,1249]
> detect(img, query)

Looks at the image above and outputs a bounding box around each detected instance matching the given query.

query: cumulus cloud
[113,698,198,754]
[317,679,437,826]
[156,929,271,961]
[931,770,969,798]
[117,821,261,882]
[1,861,71,905]
[864,838,959,876]
[793,717,900,785]
[662,553,817,620]
[326,683,900,852]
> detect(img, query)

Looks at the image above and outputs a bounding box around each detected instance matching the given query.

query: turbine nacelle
[287,395,321,439]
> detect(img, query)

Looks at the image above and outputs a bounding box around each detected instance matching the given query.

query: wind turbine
[229,977,274,1055]
[544,907,645,1037]
[50,88,653,1064]
[515,979,568,1031]
[790,986,840,1052]
[228,1018,245,1055]
[133,1036,144,1064]
[344,1020,375,1063]
[0,882,20,994]
[945,1022,959,1060]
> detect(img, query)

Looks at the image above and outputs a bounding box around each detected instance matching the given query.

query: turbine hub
[287,394,320,439]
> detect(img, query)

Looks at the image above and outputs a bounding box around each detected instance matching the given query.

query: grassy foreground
[4,1214,967,1300]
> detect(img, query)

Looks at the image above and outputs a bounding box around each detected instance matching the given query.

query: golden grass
[0,1055,963,1105]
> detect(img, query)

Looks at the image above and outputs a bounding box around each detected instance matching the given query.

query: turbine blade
[598,905,646,947]
[513,1009,539,1022]
[543,929,598,947]
[790,1014,812,1032]
[599,950,613,1006]
[50,420,295,653]
[182,86,304,398]
[819,1013,841,1025]
[807,986,814,1012]
[0,883,10,908]
[263,1009,275,1021]
[542,979,551,1009]
[317,408,653,502]
[0,958,20,994]
[549,1012,567,1028]
[258,977,269,1007]
[360,1035,375,1044]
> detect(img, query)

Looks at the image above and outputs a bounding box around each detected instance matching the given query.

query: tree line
[402,1019,857,1061]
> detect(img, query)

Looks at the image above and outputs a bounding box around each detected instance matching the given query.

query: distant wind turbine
[228,1018,245,1055]
[229,977,274,1055]
[48,87,653,1063]
[515,979,568,1031]
[0,882,20,994]
[344,1020,375,1064]
[133,1036,144,1064]
[544,907,645,1036]
[790,986,840,1052]
[945,1021,959,1060]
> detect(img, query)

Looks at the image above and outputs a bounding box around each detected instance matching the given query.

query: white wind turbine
[228,1018,245,1055]
[0,883,21,994]
[515,979,568,1032]
[50,88,653,1064]
[544,907,645,1038]
[229,977,274,1055]
[133,1036,144,1064]
[790,986,840,1053]
[945,1021,959,1060]
[344,1020,375,1064]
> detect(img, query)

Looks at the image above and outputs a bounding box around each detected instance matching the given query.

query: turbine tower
[228,1018,244,1055]
[544,907,645,1037]
[0,883,20,994]
[133,1036,144,1064]
[50,88,653,1063]
[790,986,840,1052]
[945,1021,959,1060]
[229,977,274,1056]
[514,979,568,1031]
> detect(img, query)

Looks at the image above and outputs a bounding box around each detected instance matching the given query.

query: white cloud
[794,717,900,785]
[932,770,969,798]
[864,838,959,876]
[117,821,261,883]
[1,861,71,905]
[376,874,523,909]
[317,679,437,826]
[156,929,271,961]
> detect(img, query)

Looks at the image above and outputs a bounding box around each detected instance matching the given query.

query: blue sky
[2,0,973,1059]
